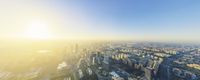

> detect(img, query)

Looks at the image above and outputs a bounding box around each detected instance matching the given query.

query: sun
[24,20,53,40]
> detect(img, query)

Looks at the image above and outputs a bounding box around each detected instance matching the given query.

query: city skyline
[0,0,200,41]
[1,1,200,79]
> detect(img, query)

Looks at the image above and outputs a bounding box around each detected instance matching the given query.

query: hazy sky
[0,0,200,41]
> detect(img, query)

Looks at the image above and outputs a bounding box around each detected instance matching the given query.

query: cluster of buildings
[0,42,200,80]
[73,42,200,80]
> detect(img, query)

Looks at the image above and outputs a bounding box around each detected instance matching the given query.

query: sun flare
[24,20,53,40]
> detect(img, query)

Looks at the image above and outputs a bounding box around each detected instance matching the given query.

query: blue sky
[48,0,200,41]
[1,0,200,41]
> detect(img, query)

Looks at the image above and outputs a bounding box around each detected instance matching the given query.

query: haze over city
[0,0,200,80]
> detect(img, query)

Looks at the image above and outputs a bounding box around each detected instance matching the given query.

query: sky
[0,0,200,41]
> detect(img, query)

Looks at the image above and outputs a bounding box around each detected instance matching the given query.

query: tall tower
[75,43,78,54]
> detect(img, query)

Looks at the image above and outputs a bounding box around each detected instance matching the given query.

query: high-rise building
[144,67,154,80]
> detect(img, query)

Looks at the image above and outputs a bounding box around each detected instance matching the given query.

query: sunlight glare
[24,20,53,40]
